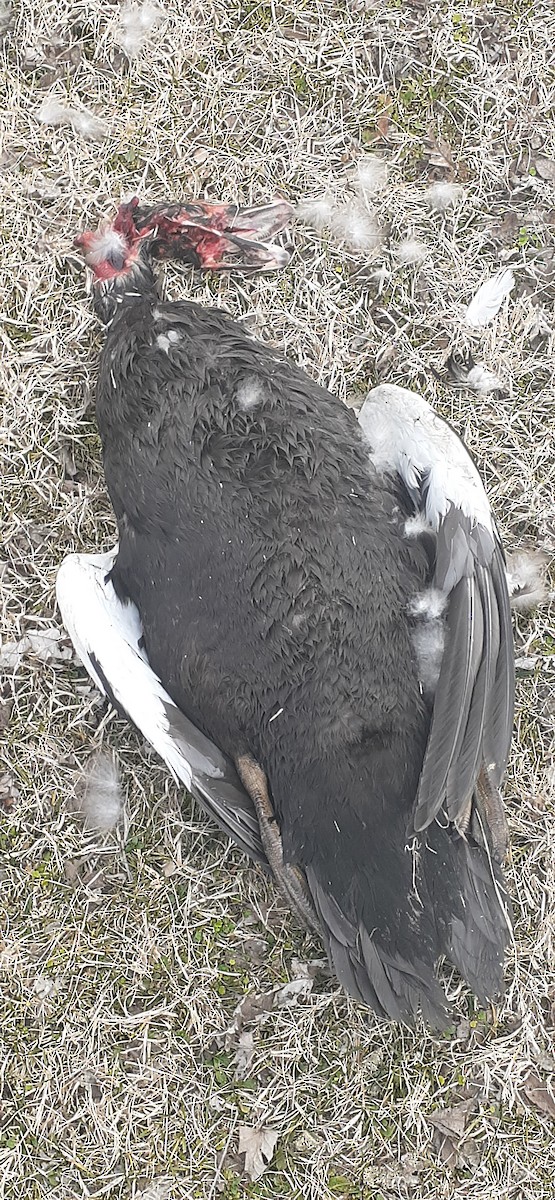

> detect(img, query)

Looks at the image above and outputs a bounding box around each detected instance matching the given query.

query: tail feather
[423,825,510,1003]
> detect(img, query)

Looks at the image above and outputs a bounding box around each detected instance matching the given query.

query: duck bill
[133,198,293,272]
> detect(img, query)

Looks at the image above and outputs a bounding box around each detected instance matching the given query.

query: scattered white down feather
[356,155,388,194]
[409,589,447,692]
[464,269,515,328]
[83,228,127,268]
[506,550,549,612]
[409,588,448,620]
[77,750,124,832]
[425,182,464,212]
[404,513,432,539]
[359,384,493,533]
[394,238,429,266]
[464,364,503,392]
[115,2,163,57]
[236,378,264,411]
[295,195,336,230]
[38,98,107,141]
[449,358,504,393]
[411,621,446,693]
[330,203,381,252]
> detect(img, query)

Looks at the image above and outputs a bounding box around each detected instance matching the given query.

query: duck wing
[56,550,266,864]
[358,384,514,859]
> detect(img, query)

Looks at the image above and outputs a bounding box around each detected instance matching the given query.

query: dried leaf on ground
[429,1098,477,1139]
[522,1073,555,1121]
[0,629,73,668]
[238,1125,279,1181]
[0,773,19,811]
[429,1099,478,1166]
[232,1030,255,1078]
[424,130,455,174]
[490,210,519,245]
[534,157,555,182]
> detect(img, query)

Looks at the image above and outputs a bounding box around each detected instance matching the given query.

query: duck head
[76,195,293,281]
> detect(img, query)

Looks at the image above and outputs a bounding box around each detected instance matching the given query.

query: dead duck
[58,197,514,1025]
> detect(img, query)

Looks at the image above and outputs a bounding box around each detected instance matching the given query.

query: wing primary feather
[413,576,483,832]
[482,545,515,784]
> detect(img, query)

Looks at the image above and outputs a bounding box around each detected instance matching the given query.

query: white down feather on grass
[114,2,164,58]
[37,98,108,140]
[74,750,125,832]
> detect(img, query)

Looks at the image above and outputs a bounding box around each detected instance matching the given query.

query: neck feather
[92,257,157,325]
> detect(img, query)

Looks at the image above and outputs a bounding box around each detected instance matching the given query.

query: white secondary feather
[56,551,194,792]
[464,269,515,328]
[358,384,493,534]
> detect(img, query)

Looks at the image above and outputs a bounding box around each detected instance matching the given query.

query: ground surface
[1,1,555,1197]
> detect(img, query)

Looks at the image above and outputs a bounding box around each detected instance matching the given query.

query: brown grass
[1,1,555,1197]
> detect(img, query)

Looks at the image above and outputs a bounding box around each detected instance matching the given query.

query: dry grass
[1,1,555,1197]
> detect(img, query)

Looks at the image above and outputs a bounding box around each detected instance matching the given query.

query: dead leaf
[232,1030,255,1078]
[424,130,455,174]
[291,957,327,979]
[0,773,19,811]
[0,629,73,668]
[236,936,268,966]
[522,1072,555,1121]
[429,1098,477,1139]
[233,989,275,1029]
[275,977,313,1005]
[429,1098,478,1164]
[490,210,519,245]
[238,1125,279,1181]
[0,640,25,670]
[535,157,555,182]
[376,114,390,139]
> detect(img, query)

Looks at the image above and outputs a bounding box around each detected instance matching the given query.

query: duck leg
[236,753,320,933]
[475,764,509,863]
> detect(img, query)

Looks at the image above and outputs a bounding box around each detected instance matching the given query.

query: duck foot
[236,753,320,934]
[475,765,509,863]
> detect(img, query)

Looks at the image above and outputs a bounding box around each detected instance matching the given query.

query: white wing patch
[57,551,266,863]
[358,384,493,534]
[56,550,194,792]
